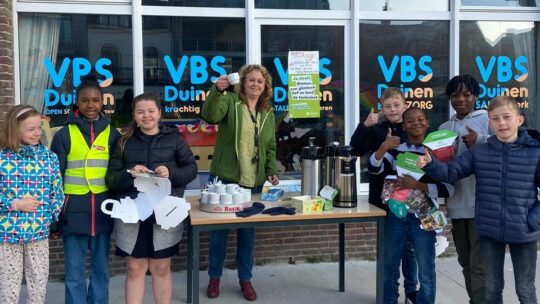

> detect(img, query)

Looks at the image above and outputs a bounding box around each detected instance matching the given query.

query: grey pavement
[21,254,539,303]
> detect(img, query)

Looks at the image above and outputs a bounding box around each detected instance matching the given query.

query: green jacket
[201,85,277,186]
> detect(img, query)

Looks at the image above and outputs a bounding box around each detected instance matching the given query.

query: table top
[187,195,386,226]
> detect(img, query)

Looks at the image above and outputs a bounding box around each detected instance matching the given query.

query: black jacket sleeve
[350,122,373,157]
[105,144,135,192]
[168,134,198,188]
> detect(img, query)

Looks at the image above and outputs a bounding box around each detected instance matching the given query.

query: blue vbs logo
[44,57,113,108]
[474,55,529,109]
[376,55,434,110]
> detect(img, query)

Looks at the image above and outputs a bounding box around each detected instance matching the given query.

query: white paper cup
[209,192,220,204]
[201,191,210,204]
[215,184,227,194]
[227,72,240,85]
[221,193,233,204]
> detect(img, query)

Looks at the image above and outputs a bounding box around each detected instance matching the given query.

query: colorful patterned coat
[0,145,64,244]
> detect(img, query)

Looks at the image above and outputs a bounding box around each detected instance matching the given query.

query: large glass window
[142,0,244,7]
[256,0,349,10]
[142,16,245,188]
[359,0,448,11]
[261,25,345,179]
[18,13,133,127]
[461,0,539,7]
[359,20,450,181]
[460,21,539,127]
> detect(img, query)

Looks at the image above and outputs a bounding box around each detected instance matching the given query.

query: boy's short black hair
[402,106,426,121]
[445,74,480,97]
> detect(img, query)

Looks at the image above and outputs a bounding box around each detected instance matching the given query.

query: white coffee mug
[209,192,220,204]
[201,191,210,204]
[226,183,239,194]
[232,192,243,204]
[221,193,233,204]
[227,72,240,85]
[215,184,227,194]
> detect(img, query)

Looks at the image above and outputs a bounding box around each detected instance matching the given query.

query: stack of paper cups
[215,184,227,194]
[226,184,239,194]
[232,192,243,204]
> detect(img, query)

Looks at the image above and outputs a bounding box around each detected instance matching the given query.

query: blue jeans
[480,237,537,304]
[384,213,436,304]
[63,234,110,304]
[207,174,260,280]
[402,240,419,294]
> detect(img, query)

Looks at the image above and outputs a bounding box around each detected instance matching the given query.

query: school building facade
[1,0,540,278]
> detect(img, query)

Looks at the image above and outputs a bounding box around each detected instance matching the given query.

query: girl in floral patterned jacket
[0,105,64,304]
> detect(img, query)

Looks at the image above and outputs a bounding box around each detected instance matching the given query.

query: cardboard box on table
[290,195,325,213]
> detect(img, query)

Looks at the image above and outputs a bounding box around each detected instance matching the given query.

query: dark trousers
[480,237,538,304]
[451,219,485,304]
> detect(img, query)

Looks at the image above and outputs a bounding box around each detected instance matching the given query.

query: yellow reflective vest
[64,124,111,194]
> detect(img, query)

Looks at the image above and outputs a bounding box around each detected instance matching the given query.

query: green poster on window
[287,51,321,118]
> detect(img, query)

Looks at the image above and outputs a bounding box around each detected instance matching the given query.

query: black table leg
[187,219,193,303]
[193,227,200,304]
[376,217,385,304]
[339,222,345,292]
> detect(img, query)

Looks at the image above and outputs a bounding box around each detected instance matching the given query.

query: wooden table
[186,196,386,304]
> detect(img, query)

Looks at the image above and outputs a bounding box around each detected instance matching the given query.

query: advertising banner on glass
[287,51,321,118]
[460,21,537,128]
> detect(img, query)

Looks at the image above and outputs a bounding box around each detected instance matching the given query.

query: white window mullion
[246,0,257,64]
[132,0,143,95]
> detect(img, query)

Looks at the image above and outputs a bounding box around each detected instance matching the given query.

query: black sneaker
[405,291,417,304]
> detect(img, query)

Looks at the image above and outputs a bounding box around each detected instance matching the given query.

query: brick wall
[0,0,14,118]
[48,220,456,279]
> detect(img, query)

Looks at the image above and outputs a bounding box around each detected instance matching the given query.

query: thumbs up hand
[380,128,401,151]
[462,126,478,149]
[417,149,432,168]
[363,108,380,127]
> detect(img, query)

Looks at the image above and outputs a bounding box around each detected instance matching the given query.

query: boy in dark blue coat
[368,107,454,304]
[418,96,540,304]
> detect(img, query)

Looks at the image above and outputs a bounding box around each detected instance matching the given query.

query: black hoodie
[50,109,121,236]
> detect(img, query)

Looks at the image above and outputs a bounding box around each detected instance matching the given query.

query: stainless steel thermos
[324,142,339,188]
[333,145,358,208]
[301,137,323,196]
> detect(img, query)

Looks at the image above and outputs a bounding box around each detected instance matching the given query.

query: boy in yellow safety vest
[51,76,121,304]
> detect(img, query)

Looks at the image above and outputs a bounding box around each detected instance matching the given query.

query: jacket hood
[66,109,112,136]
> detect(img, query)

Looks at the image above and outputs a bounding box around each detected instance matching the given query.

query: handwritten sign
[288,51,320,118]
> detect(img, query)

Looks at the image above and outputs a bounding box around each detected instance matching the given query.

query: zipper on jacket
[90,121,96,236]
[500,145,508,241]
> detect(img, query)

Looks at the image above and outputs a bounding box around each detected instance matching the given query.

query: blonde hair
[381,87,406,105]
[487,96,521,115]
[0,105,41,152]
[235,64,273,112]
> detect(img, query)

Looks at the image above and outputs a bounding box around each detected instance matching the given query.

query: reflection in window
[256,0,348,9]
[359,0,448,11]
[18,13,133,127]
[461,0,538,7]
[142,0,244,7]
[460,21,539,128]
[101,44,121,82]
[359,20,449,182]
[261,25,344,178]
[144,47,162,84]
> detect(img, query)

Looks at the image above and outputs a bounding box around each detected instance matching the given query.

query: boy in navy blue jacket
[368,107,454,304]
[418,96,540,304]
